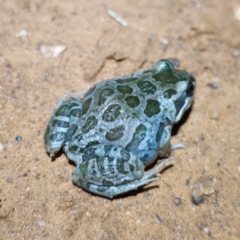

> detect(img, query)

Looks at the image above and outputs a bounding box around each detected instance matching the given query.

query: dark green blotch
[144,99,160,117]
[82,116,98,133]
[49,132,65,142]
[103,145,113,156]
[82,148,97,162]
[105,125,125,141]
[137,81,156,94]
[69,145,78,152]
[152,64,190,84]
[85,141,100,148]
[52,120,69,128]
[129,164,134,172]
[120,149,130,162]
[55,104,71,117]
[125,96,140,108]
[66,124,78,141]
[116,85,133,94]
[98,88,114,106]
[126,124,147,152]
[102,104,121,122]
[74,133,83,142]
[152,61,175,83]
[45,125,50,135]
[71,108,81,117]
[116,160,129,174]
[152,71,173,83]
[77,161,88,178]
[163,89,177,99]
[133,124,147,141]
[102,179,114,186]
[82,98,92,115]
[116,76,138,84]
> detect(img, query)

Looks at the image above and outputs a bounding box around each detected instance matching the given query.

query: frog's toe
[171,143,185,150]
[141,156,173,181]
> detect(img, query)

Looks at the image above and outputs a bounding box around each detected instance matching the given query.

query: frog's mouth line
[175,96,194,123]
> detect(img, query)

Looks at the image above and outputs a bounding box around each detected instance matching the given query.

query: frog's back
[69,71,172,164]
[81,70,174,124]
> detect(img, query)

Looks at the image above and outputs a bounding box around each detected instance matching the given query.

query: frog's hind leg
[72,144,173,198]
[44,95,82,155]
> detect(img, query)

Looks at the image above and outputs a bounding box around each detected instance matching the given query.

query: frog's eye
[186,77,195,97]
[154,59,173,73]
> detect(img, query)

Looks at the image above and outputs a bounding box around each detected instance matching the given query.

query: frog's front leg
[44,95,82,154]
[72,144,173,198]
[158,125,184,158]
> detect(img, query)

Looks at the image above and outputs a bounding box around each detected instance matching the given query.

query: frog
[44,59,196,198]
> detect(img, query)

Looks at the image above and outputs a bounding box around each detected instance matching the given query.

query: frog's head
[152,59,196,123]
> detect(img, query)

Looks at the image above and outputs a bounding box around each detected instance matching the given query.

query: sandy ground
[0,0,240,239]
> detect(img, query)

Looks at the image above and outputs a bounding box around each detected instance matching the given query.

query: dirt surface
[0,0,240,239]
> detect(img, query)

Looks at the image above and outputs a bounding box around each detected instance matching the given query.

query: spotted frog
[44,59,195,198]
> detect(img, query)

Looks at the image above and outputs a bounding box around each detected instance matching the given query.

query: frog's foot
[44,96,82,154]
[141,156,173,181]
[72,144,173,198]
[75,176,160,199]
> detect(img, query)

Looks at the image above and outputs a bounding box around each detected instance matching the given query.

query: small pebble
[234,6,240,21]
[174,197,182,206]
[144,192,150,198]
[15,135,22,142]
[161,38,169,52]
[200,134,205,141]
[107,9,127,27]
[6,177,13,183]
[39,45,67,58]
[38,221,46,228]
[206,83,218,90]
[16,29,28,37]
[196,221,205,230]
[0,143,4,152]
[209,111,219,120]
[232,49,240,57]
[155,214,162,223]
[185,178,190,186]
[192,176,217,205]
[214,202,219,207]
